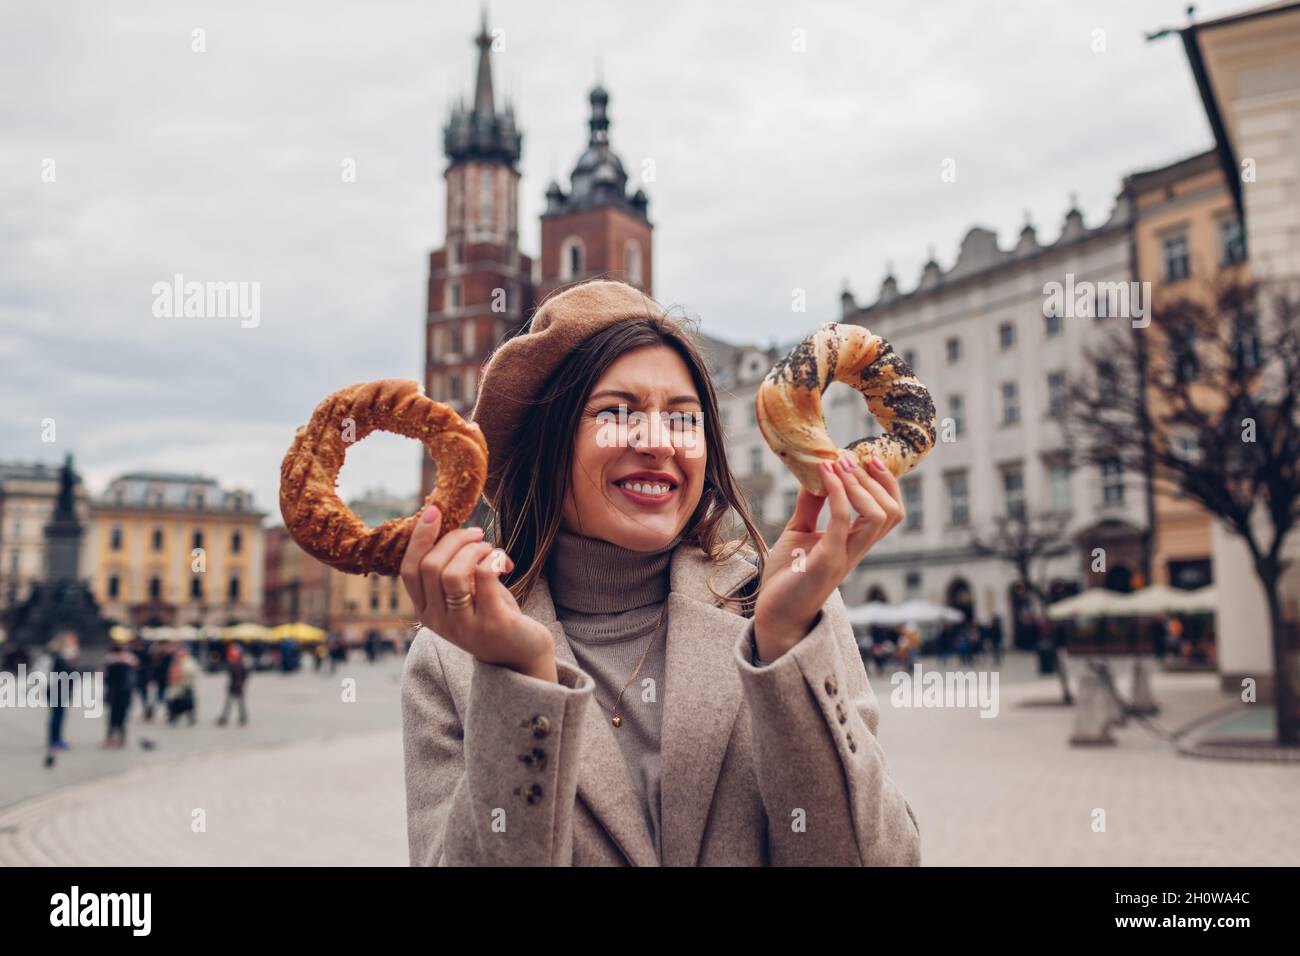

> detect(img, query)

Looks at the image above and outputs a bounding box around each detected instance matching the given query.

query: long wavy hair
[487,312,767,614]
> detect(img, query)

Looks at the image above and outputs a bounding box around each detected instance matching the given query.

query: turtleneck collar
[545,526,681,615]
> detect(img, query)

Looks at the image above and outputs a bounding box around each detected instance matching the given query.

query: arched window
[560,237,585,280]
[625,240,642,286]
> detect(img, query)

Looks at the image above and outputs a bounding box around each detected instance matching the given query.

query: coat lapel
[522,543,759,867]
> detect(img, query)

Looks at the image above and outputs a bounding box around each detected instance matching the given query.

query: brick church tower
[538,83,653,301]
[422,12,535,499]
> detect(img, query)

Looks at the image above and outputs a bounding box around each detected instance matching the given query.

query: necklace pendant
[611,715,622,728]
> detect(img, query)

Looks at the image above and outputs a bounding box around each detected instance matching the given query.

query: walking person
[217,643,250,726]
[44,631,79,768]
[103,643,139,748]
[165,646,199,726]
[399,280,920,866]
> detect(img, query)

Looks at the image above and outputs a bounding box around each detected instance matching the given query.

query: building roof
[98,472,259,514]
[1122,148,1220,195]
[443,11,522,168]
[544,84,650,221]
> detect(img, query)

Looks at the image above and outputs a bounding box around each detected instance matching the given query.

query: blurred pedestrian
[217,643,249,726]
[165,647,199,725]
[988,614,1004,664]
[154,641,175,716]
[44,631,79,767]
[103,643,139,748]
[364,630,379,664]
[329,633,348,672]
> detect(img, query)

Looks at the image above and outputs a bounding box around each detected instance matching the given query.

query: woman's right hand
[400,506,557,682]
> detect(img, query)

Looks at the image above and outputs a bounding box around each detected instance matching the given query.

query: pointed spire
[473,5,496,117]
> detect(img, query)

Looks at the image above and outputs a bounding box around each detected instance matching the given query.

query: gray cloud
[0,0,1237,515]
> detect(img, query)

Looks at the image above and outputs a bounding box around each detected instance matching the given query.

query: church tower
[422,11,535,498]
[538,83,653,302]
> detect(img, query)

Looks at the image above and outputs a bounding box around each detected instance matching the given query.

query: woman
[400,279,920,866]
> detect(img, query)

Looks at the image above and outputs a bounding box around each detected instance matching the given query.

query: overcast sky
[0,0,1248,519]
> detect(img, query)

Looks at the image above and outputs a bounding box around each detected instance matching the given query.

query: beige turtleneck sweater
[544,527,677,862]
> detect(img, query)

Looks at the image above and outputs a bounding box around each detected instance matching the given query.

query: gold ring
[444,591,473,610]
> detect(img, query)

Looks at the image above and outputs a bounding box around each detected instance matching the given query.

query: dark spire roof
[544,82,649,221]
[444,10,521,168]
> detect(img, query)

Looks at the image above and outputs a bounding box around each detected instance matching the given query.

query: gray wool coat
[399,540,921,866]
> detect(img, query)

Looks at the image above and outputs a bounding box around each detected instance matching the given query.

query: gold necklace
[599,601,667,728]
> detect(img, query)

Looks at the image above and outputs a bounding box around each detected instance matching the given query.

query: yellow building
[88,473,265,627]
[1122,149,1248,590]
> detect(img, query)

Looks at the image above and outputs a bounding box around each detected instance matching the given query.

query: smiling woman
[398,279,921,867]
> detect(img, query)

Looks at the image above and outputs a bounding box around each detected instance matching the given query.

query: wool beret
[470,278,672,510]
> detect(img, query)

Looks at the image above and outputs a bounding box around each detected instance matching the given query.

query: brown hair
[487,311,767,613]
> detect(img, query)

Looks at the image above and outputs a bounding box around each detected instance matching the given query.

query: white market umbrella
[1046,588,1134,620]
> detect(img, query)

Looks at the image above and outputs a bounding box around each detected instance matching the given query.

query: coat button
[824,675,838,697]
[530,714,550,738]
[515,783,543,805]
[836,701,847,724]
[846,732,857,753]
[519,747,547,771]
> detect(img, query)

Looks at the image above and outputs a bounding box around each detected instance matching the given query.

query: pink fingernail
[870,455,885,470]
[422,506,440,524]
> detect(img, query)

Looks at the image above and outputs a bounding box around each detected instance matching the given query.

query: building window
[108,574,120,599]
[228,575,241,601]
[231,530,242,555]
[191,577,203,599]
[1232,316,1261,372]
[1049,462,1071,512]
[1001,382,1020,425]
[948,395,965,437]
[998,322,1016,350]
[1044,309,1063,338]
[904,570,922,593]
[560,237,585,280]
[945,471,969,527]
[1101,458,1124,506]
[1162,233,1191,281]
[448,374,461,402]
[463,321,475,355]
[192,529,204,550]
[370,593,380,611]
[749,446,763,475]
[1173,338,1200,384]
[625,241,643,287]
[1047,371,1066,417]
[479,169,493,223]
[901,476,922,533]
[1002,465,1025,519]
[1220,218,1246,265]
[946,337,961,363]
[152,527,164,552]
[448,280,461,313]
[111,526,123,551]
[149,576,162,600]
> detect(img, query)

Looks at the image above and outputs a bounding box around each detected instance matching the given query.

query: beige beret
[470,279,671,510]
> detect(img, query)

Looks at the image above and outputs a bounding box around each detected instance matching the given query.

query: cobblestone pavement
[1,651,1296,866]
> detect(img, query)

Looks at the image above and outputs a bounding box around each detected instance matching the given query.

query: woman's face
[562,344,707,551]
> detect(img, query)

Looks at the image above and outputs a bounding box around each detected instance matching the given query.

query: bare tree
[973,511,1074,704]
[1065,274,1300,747]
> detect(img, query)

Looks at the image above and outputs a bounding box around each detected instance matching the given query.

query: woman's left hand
[752,453,904,661]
